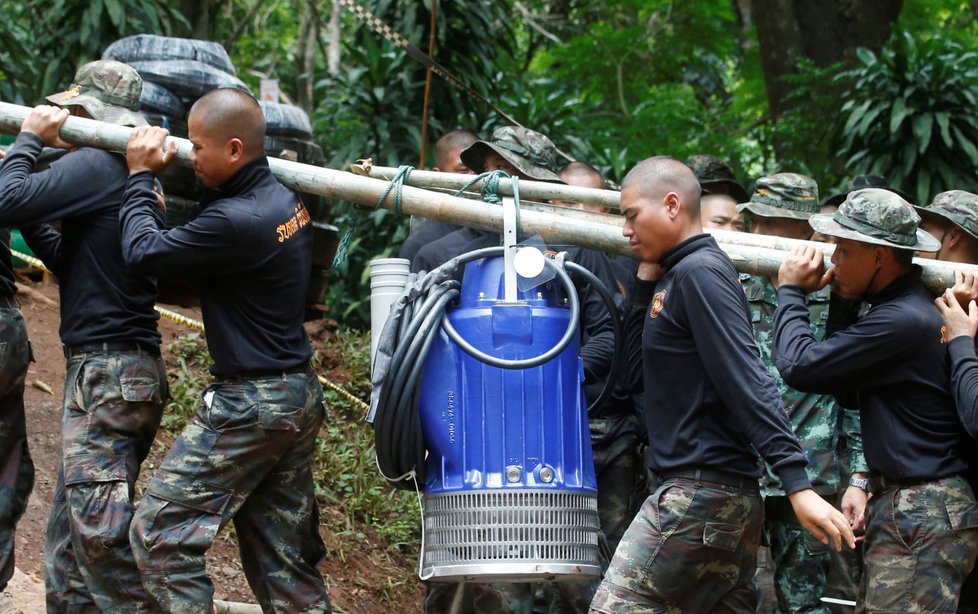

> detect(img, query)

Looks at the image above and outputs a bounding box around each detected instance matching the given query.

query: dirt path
[6,277,423,613]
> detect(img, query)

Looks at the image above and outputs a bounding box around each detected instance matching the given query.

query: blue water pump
[418,253,600,582]
[369,204,618,582]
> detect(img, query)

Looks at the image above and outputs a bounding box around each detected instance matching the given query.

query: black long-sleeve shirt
[775,270,970,482]
[411,226,617,387]
[121,156,313,376]
[620,234,810,493]
[0,132,161,348]
[948,337,978,441]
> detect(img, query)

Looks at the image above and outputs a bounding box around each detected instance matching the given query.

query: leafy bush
[836,32,978,204]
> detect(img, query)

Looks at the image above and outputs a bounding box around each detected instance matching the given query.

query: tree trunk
[328,0,342,75]
[752,0,902,118]
[296,2,317,114]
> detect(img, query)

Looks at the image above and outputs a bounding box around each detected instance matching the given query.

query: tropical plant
[836,32,978,204]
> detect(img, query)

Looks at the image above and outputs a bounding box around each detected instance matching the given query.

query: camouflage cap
[823,174,915,207]
[46,60,147,127]
[915,190,978,241]
[809,188,940,252]
[685,154,748,202]
[460,126,563,182]
[736,173,820,220]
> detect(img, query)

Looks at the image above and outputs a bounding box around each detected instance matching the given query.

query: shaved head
[559,161,605,189]
[622,156,701,218]
[190,88,266,159]
[434,129,478,173]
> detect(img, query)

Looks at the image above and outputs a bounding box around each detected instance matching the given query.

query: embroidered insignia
[650,290,667,319]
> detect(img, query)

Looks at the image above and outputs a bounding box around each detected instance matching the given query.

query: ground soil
[7,275,424,613]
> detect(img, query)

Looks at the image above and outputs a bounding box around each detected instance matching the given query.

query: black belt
[218,362,310,382]
[652,467,760,493]
[63,341,160,359]
[0,294,19,310]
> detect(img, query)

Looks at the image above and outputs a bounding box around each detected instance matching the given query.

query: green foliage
[162,332,213,432]
[311,329,421,550]
[0,1,187,105]
[836,32,978,205]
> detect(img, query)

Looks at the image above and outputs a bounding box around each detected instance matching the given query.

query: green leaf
[889,97,912,133]
[912,115,933,153]
[856,47,876,66]
[936,112,952,147]
[104,0,125,29]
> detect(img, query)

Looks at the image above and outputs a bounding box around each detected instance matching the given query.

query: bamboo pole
[0,101,973,292]
[353,162,622,210]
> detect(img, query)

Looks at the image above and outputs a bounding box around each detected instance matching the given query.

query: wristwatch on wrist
[849,476,870,491]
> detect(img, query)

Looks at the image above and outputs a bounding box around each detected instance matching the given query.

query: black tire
[103,34,236,76]
[141,112,189,139]
[158,163,200,201]
[128,60,250,100]
[258,101,313,139]
[264,136,324,166]
[139,82,185,117]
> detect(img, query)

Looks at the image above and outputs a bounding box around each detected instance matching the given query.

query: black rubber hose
[564,261,624,416]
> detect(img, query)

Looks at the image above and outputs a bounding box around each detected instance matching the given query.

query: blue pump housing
[418,255,600,582]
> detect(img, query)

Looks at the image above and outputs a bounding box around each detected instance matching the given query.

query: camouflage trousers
[589,475,762,613]
[759,494,832,614]
[130,365,329,614]
[0,307,32,592]
[859,475,978,613]
[46,347,167,613]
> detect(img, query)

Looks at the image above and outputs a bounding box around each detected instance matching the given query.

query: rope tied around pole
[332,165,415,268]
[454,170,523,241]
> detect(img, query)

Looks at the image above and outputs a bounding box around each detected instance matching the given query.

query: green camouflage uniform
[0,303,32,593]
[46,348,167,612]
[739,173,867,614]
[130,367,328,613]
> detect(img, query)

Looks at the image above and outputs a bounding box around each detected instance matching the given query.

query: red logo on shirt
[650,290,667,319]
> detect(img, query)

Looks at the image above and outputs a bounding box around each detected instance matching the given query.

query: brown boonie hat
[685,154,749,203]
[460,126,563,182]
[809,188,940,252]
[915,190,978,241]
[823,174,915,207]
[737,173,819,220]
[46,60,147,127]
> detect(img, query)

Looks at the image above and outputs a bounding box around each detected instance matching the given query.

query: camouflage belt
[869,473,949,495]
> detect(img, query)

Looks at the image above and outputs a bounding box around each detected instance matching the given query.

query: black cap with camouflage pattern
[737,173,820,220]
[46,60,147,127]
[460,126,562,182]
[685,154,749,203]
[915,190,978,241]
[809,188,940,252]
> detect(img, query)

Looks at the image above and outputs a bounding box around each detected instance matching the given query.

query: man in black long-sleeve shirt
[774,188,978,612]
[122,88,329,612]
[589,156,852,613]
[0,61,168,611]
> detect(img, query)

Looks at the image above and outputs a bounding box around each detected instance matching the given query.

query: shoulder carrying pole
[0,101,971,292]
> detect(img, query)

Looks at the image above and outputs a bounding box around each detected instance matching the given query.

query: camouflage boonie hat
[823,174,915,207]
[809,188,940,252]
[737,173,820,220]
[685,154,749,203]
[46,60,147,127]
[915,190,978,241]
[460,126,562,182]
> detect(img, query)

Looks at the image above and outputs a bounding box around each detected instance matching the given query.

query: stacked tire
[102,35,337,314]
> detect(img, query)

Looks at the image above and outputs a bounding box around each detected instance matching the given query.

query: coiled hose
[371,246,622,490]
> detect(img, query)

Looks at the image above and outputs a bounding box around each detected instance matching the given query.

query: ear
[663,192,682,219]
[873,245,888,267]
[947,226,965,249]
[227,137,245,163]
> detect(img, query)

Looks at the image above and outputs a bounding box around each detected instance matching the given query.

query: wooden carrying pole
[0,101,972,292]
